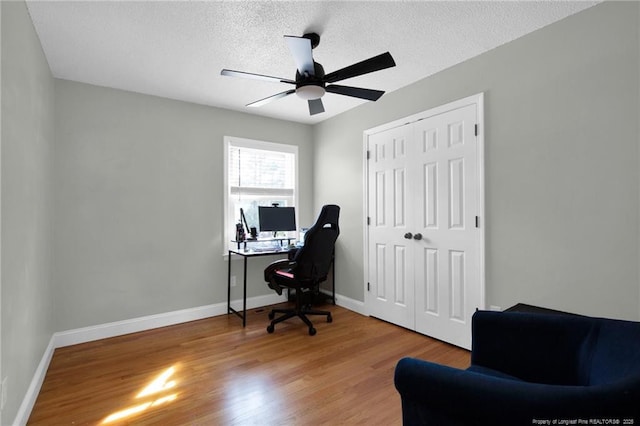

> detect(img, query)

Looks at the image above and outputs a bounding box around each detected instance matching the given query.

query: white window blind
[228,146,295,198]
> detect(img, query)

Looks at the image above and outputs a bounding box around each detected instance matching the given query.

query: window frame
[223,136,299,254]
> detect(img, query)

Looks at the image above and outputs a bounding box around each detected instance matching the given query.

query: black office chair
[264,204,340,336]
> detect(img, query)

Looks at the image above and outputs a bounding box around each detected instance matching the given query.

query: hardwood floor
[28,303,470,425]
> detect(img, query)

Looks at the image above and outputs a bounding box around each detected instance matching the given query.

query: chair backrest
[291,204,340,283]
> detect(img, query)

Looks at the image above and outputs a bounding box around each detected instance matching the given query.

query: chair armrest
[394,357,639,425]
[471,311,595,384]
[263,259,296,283]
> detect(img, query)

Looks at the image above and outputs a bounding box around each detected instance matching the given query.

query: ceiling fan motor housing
[303,32,321,49]
[295,61,326,100]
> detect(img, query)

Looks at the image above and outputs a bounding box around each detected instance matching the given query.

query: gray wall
[314,1,640,320]
[53,80,313,331]
[1,1,55,424]
[2,1,640,424]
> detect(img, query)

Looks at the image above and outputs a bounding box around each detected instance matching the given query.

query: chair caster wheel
[268,311,275,320]
[327,314,333,323]
[267,324,275,334]
[309,327,317,336]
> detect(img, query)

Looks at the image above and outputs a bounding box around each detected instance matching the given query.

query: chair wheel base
[265,307,332,336]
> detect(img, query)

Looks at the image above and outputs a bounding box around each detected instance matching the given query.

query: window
[223,136,298,252]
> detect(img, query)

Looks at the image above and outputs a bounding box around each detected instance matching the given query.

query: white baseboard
[54,293,286,348]
[12,292,286,426]
[320,289,367,315]
[12,338,56,426]
[317,289,366,316]
[334,293,366,316]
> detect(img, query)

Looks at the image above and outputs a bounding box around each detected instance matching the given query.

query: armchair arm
[471,311,595,384]
[394,357,639,426]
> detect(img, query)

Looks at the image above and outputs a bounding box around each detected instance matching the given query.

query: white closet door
[413,104,480,350]
[366,124,415,330]
[365,94,484,350]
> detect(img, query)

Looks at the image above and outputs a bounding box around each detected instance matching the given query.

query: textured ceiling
[26,1,600,124]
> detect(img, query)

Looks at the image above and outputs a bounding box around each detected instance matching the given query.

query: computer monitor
[258,206,296,236]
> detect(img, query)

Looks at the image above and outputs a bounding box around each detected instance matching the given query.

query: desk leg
[242,255,248,327]
[227,251,246,326]
[227,250,232,314]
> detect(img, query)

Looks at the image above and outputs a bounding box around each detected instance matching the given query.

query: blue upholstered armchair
[394,311,640,426]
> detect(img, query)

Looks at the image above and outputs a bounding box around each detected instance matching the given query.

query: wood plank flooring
[28,303,470,425]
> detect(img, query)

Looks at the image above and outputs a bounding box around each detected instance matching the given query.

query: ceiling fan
[221,32,396,116]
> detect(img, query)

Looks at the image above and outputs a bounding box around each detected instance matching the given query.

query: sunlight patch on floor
[137,366,177,398]
[102,365,179,424]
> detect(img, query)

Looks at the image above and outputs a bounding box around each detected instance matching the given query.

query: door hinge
[367,217,371,225]
[367,282,370,291]
[475,216,479,228]
[366,150,371,160]
[475,124,478,137]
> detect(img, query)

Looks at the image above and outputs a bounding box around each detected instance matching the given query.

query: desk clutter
[235,204,297,243]
[231,237,299,252]
[248,245,290,253]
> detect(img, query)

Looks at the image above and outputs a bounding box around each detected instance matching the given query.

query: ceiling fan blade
[247,89,296,108]
[221,69,295,85]
[326,84,385,101]
[284,35,315,77]
[324,52,396,83]
[308,98,325,115]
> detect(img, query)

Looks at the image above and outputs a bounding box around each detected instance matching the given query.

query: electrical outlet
[1,377,8,411]
[230,276,236,287]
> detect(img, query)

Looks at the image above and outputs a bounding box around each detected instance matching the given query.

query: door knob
[413,233,423,240]
[404,232,413,239]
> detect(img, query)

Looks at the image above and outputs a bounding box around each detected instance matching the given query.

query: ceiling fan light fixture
[296,84,325,100]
